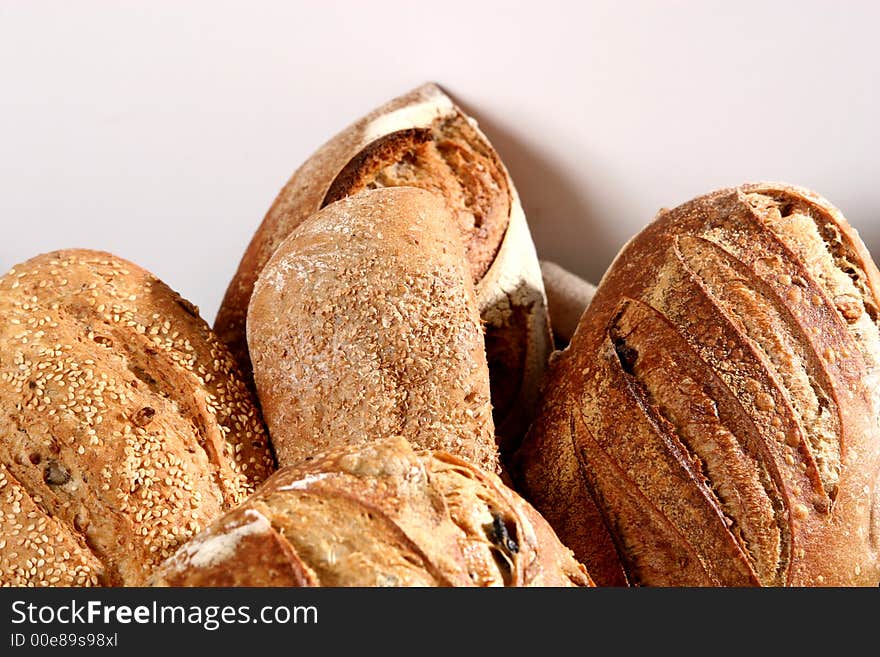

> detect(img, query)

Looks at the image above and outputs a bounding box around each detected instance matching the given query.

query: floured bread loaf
[0,250,275,586]
[150,436,592,587]
[517,183,880,586]
[216,83,551,450]
[247,187,497,472]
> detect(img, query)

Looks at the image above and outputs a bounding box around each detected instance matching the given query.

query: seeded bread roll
[150,436,592,587]
[248,187,497,472]
[516,183,880,586]
[216,82,551,450]
[0,250,275,586]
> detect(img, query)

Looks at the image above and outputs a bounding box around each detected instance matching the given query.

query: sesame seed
[0,250,273,585]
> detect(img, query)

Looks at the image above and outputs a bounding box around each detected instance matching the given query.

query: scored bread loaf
[0,250,275,586]
[248,187,497,471]
[216,82,551,450]
[149,436,592,587]
[516,183,880,586]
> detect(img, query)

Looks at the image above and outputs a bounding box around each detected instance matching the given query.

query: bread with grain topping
[149,436,592,587]
[247,187,497,472]
[0,250,275,586]
[516,183,880,586]
[216,82,551,451]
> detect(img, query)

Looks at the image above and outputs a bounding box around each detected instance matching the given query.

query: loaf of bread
[248,187,497,471]
[0,250,275,586]
[216,83,551,451]
[150,436,592,587]
[516,183,880,586]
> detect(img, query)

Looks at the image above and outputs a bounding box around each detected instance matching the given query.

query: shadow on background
[451,92,621,287]
[453,89,880,288]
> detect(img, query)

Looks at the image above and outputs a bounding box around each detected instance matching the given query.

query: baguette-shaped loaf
[248,187,497,471]
[150,436,592,587]
[517,183,880,586]
[217,83,551,451]
[0,251,275,586]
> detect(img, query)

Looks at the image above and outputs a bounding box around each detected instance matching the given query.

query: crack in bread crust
[745,192,880,428]
[323,116,510,283]
[609,298,788,585]
[676,234,841,502]
[516,183,880,586]
[569,409,720,586]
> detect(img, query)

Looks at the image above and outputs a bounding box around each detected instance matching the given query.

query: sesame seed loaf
[516,183,880,586]
[0,250,275,586]
[247,187,497,472]
[149,436,593,587]
[216,83,551,453]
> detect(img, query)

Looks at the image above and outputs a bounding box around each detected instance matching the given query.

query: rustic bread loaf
[516,183,880,586]
[150,436,592,587]
[216,82,551,449]
[0,250,275,586]
[248,187,497,472]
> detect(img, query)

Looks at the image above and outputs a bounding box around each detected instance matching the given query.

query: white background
[1,1,877,322]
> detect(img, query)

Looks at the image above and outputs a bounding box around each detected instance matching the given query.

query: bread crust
[0,250,275,586]
[216,83,551,451]
[517,183,880,586]
[150,436,592,587]
[247,187,497,472]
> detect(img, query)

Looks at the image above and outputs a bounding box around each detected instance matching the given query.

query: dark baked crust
[516,183,880,586]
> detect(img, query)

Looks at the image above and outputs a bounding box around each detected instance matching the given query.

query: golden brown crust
[216,84,508,370]
[150,436,593,587]
[0,250,275,586]
[215,83,551,452]
[327,117,511,281]
[247,187,498,472]
[0,463,102,586]
[516,183,880,586]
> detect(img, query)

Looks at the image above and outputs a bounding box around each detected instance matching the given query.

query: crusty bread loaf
[149,436,592,587]
[516,183,880,586]
[216,83,551,450]
[248,187,497,472]
[0,250,275,586]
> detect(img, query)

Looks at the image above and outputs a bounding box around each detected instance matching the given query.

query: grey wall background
[1,1,877,321]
